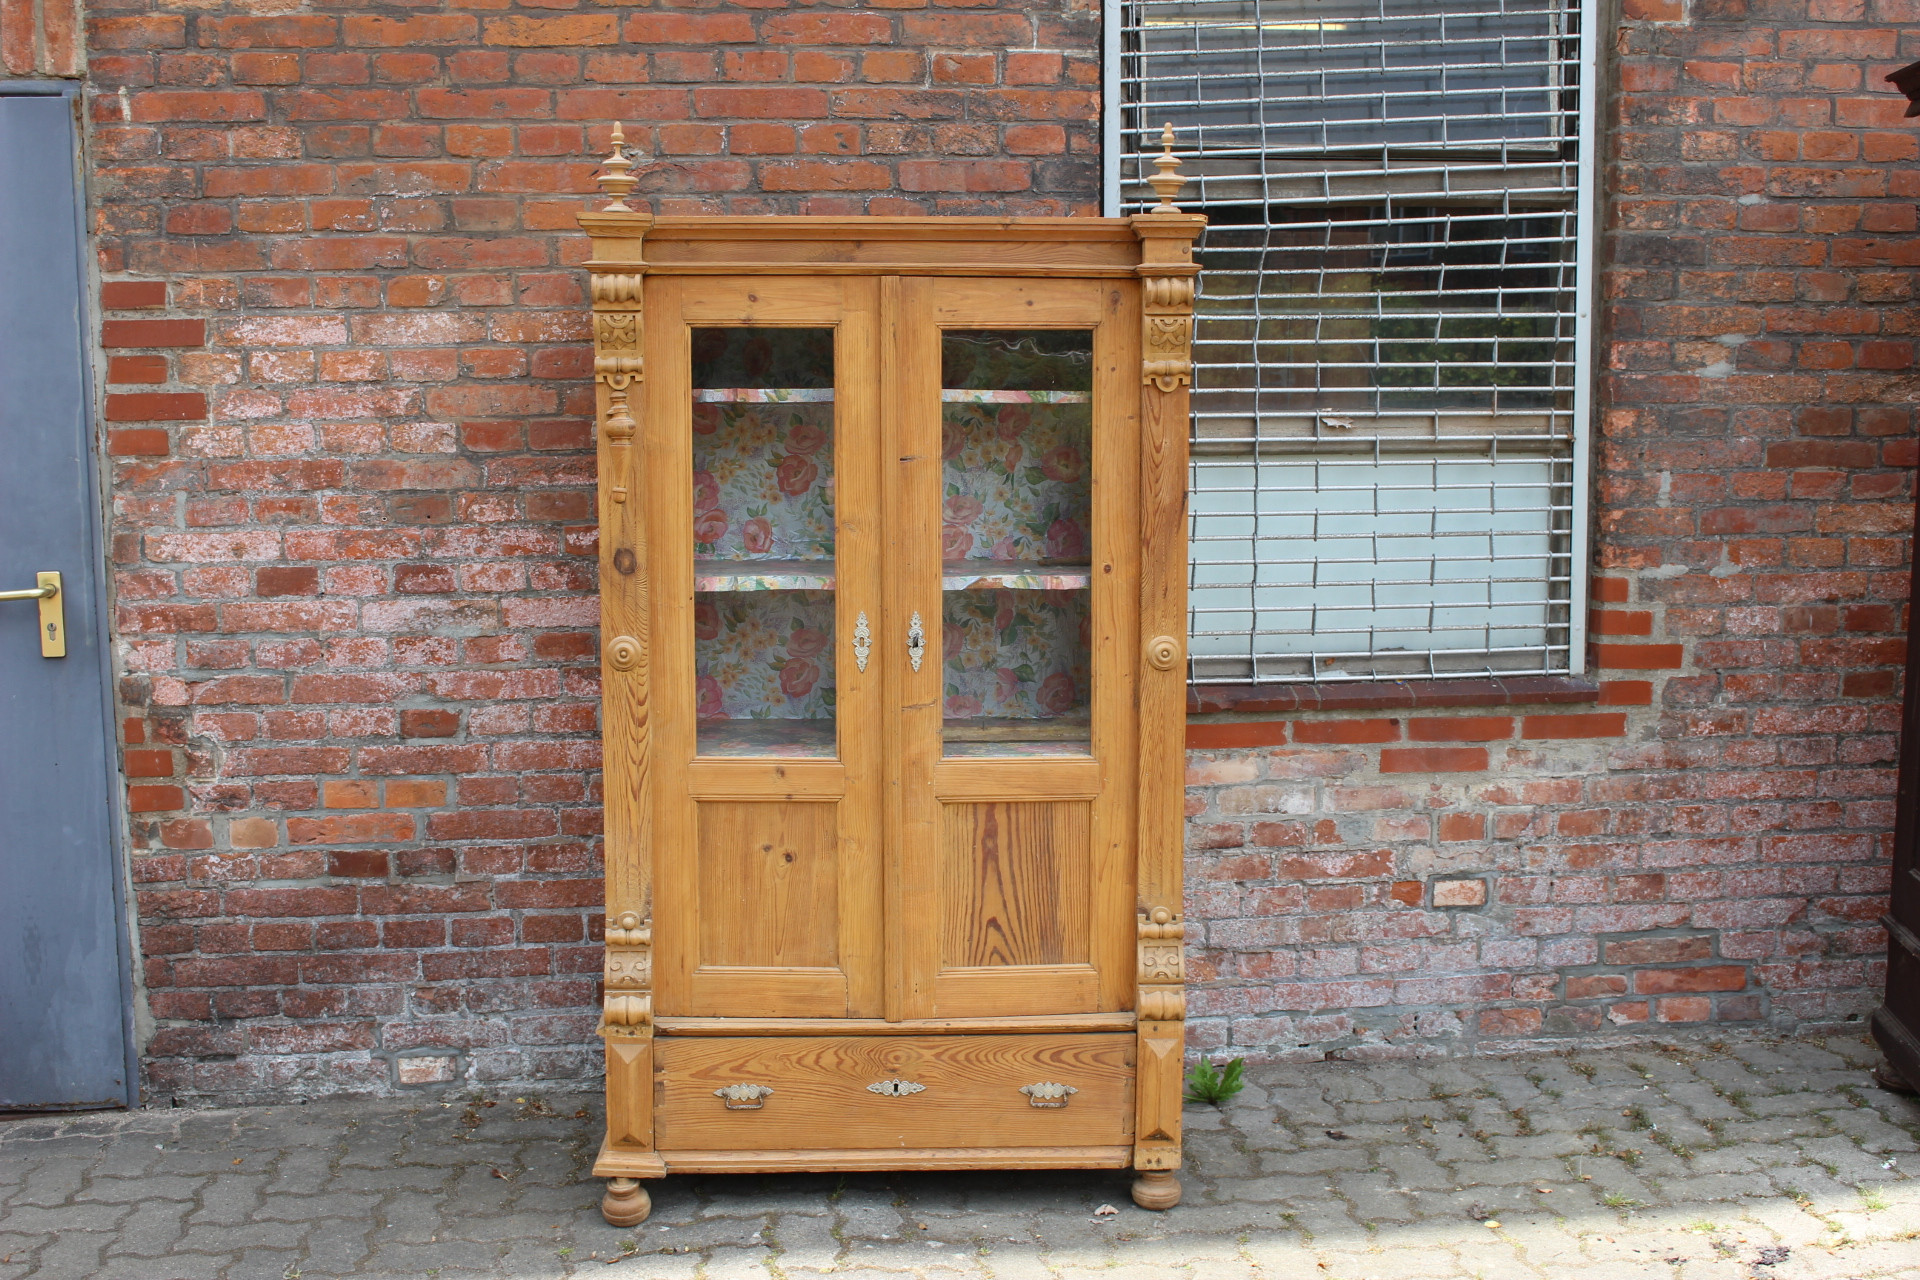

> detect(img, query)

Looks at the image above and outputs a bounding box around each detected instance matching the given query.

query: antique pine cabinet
[581,129,1203,1225]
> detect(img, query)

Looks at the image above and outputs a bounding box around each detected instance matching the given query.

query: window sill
[1187,674,1601,716]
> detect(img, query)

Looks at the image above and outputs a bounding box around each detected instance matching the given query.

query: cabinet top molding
[581,124,1203,277]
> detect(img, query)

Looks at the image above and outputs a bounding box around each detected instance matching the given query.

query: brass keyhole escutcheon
[606,635,641,671]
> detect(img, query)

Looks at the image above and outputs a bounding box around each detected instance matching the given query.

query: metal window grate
[1106,0,1597,683]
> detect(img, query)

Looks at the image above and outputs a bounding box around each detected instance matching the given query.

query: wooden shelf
[942,560,1090,591]
[693,388,834,403]
[695,559,836,592]
[941,389,1090,403]
[696,718,836,758]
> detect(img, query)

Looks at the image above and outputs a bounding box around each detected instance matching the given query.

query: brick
[1380,747,1488,773]
[1633,965,1749,995]
[101,318,204,348]
[105,394,207,423]
[101,281,167,309]
[482,15,617,47]
[1593,643,1685,670]
[108,429,171,457]
[1292,719,1398,745]
[1407,717,1512,742]
[1432,878,1488,908]
[1186,721,1287,749]
[1521,713,1629,740]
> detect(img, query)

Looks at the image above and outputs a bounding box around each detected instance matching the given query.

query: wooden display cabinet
[581,128,1203,1224]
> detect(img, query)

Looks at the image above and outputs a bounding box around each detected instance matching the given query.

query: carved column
[1129,124,1205,1212]
[582,129,663,1210]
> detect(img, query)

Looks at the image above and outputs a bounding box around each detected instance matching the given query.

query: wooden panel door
[887,277,1141,1019]
[648,277,886,1019]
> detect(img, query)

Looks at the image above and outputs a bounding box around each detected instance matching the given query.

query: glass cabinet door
[648,277,884,1021]
[938,330,1095,758]
[889,277,1136,1021]
[689,327,839,758]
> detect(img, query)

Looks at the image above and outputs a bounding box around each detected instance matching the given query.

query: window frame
[1102,0,1600,684]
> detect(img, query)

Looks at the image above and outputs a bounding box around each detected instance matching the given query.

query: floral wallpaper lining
[941,588,1090,723]
[695,589,837,724]
[940,401,1092,566]
[692,401,835,562]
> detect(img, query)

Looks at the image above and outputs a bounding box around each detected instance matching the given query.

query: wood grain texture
[687,760,846,800]
[655,1012,1135,1036]
[591,1139,668,1180]
[1129,210,1203,1176]
[932,759,1102,801]
[646,275,699,1015]
[655,1146,1133,1173]
[1090,281,1143,1014]
[698,801,839,970]
[885,275,944,1022]
[654,1034,1133,1151]
[833,277,888,1020]
[941,802,1090,969]
[604,1035,652,1149]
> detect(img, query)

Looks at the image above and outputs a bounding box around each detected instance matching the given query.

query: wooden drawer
[654,1034,1134,1151]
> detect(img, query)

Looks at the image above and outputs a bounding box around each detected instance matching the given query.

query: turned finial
[596,122,638,212]
[1147,122,1186,212]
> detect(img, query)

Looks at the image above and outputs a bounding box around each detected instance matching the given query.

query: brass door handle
[2,572,64,658]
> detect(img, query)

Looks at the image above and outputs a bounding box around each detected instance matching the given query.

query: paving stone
[3,1034,1920,1279]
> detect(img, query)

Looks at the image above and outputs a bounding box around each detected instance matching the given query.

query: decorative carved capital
[604,911,653,1031]
[1139,269,1195,394]
[1137,905,1186,1021]
[591,274,643,305]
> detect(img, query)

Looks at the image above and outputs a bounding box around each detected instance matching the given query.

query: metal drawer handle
[906,612,925,672]
[867,1078,925,1097]
[714,1083,773,1110]
[853,611,871,672]
[1021,1082,1078,1109]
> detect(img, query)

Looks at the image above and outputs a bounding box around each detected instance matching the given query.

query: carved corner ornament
[591,277,644,507]
[602,910,652,1039]
[1137,905,1186,1022]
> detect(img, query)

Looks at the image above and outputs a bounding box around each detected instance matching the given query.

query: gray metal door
[0,86,136,1109]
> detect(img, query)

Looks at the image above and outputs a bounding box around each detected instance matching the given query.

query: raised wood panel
[686,760,846,800]
[933,758,1102,801]
[654,1034,1133,1151]
[697,800,839,970]
[926,277,1108,325]
[941,801,1090,970]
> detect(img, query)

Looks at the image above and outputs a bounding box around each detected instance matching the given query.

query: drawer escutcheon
[866,1078,926,1097]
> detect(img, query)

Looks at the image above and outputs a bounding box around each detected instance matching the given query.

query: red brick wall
[2,0,81,76]
[86,0,1098,1101]
[1184,0,1919,1060]
[72,0,1917,1099]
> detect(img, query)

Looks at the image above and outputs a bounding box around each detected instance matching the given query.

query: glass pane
[691,328,836,758]
[939,330,1094,758]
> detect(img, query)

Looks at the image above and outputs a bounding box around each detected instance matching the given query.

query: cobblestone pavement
[1,1033,1917,1279]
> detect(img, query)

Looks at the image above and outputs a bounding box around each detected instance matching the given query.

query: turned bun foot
[601,1176,652,1227]
[1131,1169,1181,1210]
